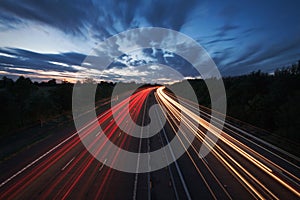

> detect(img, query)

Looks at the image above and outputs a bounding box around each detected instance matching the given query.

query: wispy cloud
[0,0,299,80]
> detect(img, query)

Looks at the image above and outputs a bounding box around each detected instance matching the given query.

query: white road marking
[0,132,77,188]
[155,107,190,200]
[0,108,109,188]
[99,159,107,171]
[203,158,208,164]
[61,157,75,171]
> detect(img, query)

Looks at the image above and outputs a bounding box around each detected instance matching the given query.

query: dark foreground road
[0,86,299,199]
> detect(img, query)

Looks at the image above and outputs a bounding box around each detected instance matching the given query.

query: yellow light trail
[165,90,300,184]
[156,86,300,198]
[155,90,275,199]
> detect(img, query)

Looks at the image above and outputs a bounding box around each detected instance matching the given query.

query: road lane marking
[133,95,148,200]
[0,132,77,188]
[203,158,208,164]
[176,94,300,168]
[154,107,191,200]
[0,108,111,188]
[61,157,75,171]
[99,158,107,171]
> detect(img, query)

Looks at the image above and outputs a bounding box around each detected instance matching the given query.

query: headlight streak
[1,86,299,199]
[59,88,153,199]
[155,89,268,199]
[156,86,300,198]
[155,91,227,200]
[165,90,300,184]
[0,88,154,199]
[157,87,273,173]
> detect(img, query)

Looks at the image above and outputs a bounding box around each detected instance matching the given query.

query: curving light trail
[0,86,299,199]
[156,86,300,199]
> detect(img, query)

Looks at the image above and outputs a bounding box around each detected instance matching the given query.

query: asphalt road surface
[0,86,299,199]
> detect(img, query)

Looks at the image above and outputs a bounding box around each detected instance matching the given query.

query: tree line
[1,61,299,143]
[182,61,300,143]
[0,77,114,135]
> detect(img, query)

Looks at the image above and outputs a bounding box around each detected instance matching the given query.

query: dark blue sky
[0,0,299,82]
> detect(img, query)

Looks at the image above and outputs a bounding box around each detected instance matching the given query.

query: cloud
[1,44,298,81]
[218,4,239,19]
[214,24,240,38]
[1,0,300,79]
[89,0,143,40]
[101,63,186,84]
[143,0,198,31]
[0,46,201,84]
[108,48,199,77]
[221,38,300,75]
[0,48,86,75]
[0,0,96,36]
[0,14,23,30]
[0,0,199,39]
[204,37,236,45]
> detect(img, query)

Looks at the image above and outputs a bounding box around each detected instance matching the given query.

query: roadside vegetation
[184,62,300,143]
[1,61,299,155]
[0,77,114,136]
[175,61,300,156]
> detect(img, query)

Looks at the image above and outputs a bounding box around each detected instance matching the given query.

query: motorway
[0,86,299,199]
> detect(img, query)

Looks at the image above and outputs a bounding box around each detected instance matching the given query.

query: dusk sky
[0,0,299,83]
